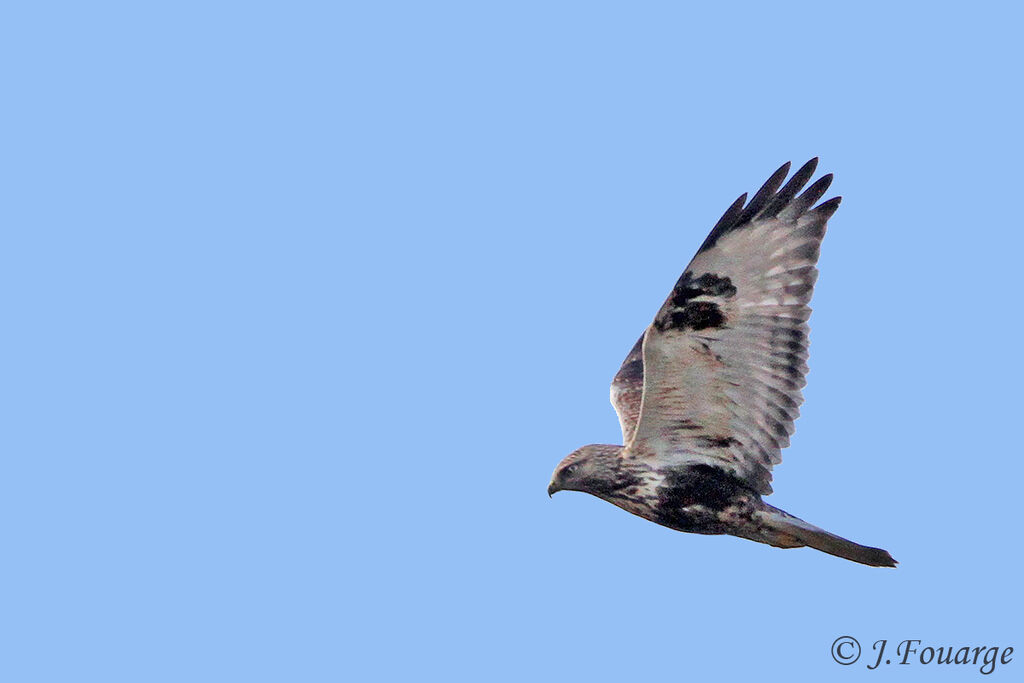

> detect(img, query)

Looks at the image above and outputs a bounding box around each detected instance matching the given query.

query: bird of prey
[548,159,896,567]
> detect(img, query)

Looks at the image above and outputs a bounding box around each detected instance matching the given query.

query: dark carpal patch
[654,271,735,333]
[669,272,737,305]
[656,302,725,332]
[694,273,737,298]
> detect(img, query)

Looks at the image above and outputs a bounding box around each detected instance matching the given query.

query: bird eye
[565,464,579,476]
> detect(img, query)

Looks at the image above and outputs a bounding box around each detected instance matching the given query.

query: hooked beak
[547,481,560,498]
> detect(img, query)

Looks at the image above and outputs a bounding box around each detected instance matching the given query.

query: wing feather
[610,334,645,443]
[626,160,838,494]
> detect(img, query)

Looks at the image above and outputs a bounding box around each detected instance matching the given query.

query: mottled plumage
[548,159,896,567]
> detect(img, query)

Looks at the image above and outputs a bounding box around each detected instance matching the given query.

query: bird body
[548,160,896,567]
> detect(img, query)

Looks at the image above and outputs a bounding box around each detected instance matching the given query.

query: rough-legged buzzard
[548,159,896,567]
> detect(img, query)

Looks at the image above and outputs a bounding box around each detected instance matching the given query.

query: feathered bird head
[548,444,629,498]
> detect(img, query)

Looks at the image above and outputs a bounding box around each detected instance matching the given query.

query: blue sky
[4,2,1023,681]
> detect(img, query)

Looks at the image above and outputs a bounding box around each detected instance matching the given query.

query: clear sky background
[4,2,1023,681]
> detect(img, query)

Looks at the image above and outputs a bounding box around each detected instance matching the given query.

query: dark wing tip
[790,173,834,214]
[695,193,747,254]
[761,158,819,219]
[712,193,747,231]
[696,159,837,255]
[810,195,842,221]
[735,162,792,224]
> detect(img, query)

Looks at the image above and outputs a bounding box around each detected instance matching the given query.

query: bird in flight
[548,159,896,567]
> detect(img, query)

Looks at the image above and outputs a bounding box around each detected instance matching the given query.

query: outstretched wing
[629,159,839,494]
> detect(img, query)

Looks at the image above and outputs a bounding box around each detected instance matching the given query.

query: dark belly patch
[653,464,756,533]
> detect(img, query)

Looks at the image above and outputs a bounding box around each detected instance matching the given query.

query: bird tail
[757,506,897,568]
